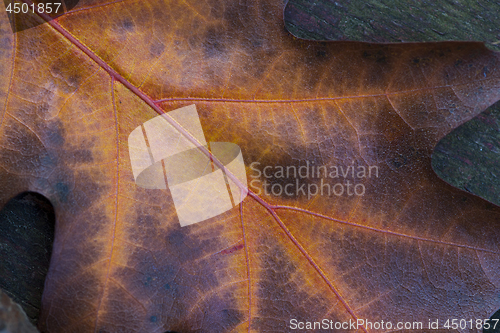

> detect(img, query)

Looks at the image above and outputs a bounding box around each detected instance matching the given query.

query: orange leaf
[0,1,500,332]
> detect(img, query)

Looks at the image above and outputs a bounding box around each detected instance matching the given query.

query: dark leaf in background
[285,0,500,51]
[484,308,500,333]
[0,193,55,326]
[433,101,500,207]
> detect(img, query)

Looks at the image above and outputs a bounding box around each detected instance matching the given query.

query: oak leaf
[0,0,500,332]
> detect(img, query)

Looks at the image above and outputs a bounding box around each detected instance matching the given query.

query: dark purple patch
[219,243,244,255]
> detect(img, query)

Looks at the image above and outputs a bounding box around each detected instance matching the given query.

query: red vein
[11,9,500,329]
[152,79,492,105]
[261,200,368,332]
[239,188,366,328]
[23,5,371,327]
[22,4,490,330]
[36,8,247,189]
[272,205,500,254]
[153,95,395,104]
[93,77,119,332]
[240,200,252,332]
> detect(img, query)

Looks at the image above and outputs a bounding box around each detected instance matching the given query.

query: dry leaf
[0,0,499,332]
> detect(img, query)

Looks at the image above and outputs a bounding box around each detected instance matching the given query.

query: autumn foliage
[0,0,500,332]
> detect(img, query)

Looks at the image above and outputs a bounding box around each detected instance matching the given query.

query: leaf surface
[1,1,500,332]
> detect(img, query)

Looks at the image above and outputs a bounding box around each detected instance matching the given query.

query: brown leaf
[0,0,500,332]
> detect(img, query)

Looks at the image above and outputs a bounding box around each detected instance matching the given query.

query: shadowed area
[0,192,55,325]
[3,0,81,33]
[284,0,500,51]
[433,100,500,207]
[484,308,500,333]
